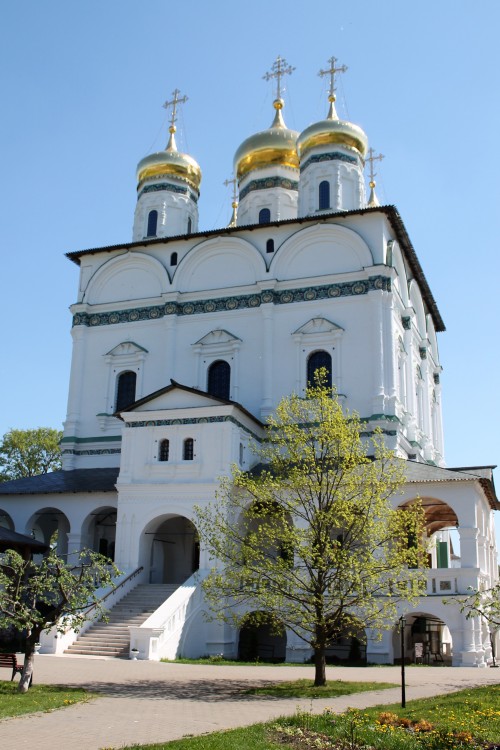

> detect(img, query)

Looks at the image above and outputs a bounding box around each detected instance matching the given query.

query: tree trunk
[18,631,39,692]
[314,647,326,686]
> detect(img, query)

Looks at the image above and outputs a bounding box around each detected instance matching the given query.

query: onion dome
[136,125,202,193]
[297,95,368,161]
[234,99,299,181]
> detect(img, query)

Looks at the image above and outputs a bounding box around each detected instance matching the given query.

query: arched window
[266,239,274,254]
[187,217,192,234]
[258,208,271,224]
[115,371,137,412]
[183,438,194,460]
[170,252,178,266]
[319,181,330,211]
[307,351,332,388]
[147,210,158,237]
[207,360,231,400]
[158,439,169,462]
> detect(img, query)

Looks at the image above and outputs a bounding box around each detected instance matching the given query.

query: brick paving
[1,656,500,750]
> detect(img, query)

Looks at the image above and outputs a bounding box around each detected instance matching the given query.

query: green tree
[0,543,119,691]
[456,585,500,630]
[196,376,426,686]
[0,427,62,481]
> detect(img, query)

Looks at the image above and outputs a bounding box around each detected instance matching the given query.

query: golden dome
[136,127,202,193]
[234,99,299,181]
[297,97,368,161]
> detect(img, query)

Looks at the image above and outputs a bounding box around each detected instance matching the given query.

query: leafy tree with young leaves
[0,543,119,691]
[196,376,427,686]
[456,584,500,630]
[0,427,62,482]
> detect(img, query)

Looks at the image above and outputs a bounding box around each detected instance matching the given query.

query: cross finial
[224,177,238,227]
[163,88,188,133]
[318,56,348,103]
[263,56,295,100]
[366,147,385,207]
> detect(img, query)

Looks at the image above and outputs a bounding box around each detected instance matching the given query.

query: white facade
[1,72,498,666]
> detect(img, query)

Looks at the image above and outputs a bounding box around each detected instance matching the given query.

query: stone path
[2,656,500,750]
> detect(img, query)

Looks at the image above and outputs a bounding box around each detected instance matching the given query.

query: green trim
[363,414,401,424]
[300,151,359,173]
[126,414,261,440]
[239,176,299,201]
[72,275,392,328]
[61,448,121,456]
[60,435,122,444]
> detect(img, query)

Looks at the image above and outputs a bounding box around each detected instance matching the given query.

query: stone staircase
[65,583,178,658]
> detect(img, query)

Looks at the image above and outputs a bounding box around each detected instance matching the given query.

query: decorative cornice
[125,414,261,440]
[239,176,299,201]
[138,181,198,204]
[300,151,359,173]
[72,275,392,328]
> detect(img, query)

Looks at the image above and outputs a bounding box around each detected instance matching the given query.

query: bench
[0,653,24,682]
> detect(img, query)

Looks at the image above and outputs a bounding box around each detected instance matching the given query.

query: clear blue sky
[1,1,499,475]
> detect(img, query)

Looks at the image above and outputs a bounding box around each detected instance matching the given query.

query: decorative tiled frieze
[138,182,198,203]
[125,414,261,440]
[300,151,359,173]
[61,448,122,456]
[239,177,299,201]
[72,275,392,328]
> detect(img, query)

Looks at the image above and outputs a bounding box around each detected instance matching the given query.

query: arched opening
[319,180,330,210]
[187,217,192,234]
[400,497,460,568]
[207,359,231,400]
[258,208,271,224]
[238,612,286,662]
[0,510,14,530]
[307,350,332,388]
[81,506,117,561]
[393,612,452,665]
[325,618,367,666]
[25,507,70,559]
[183,438,194,460]
[266,238,274,253]
[115,370,137,412]
[142,515,200,584]
[147,209,158,237]
[159,439,170,462]
[170,252,178,266]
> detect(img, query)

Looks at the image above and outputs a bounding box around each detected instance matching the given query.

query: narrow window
[307,351,332,388]
[207,360,231,400]
[147,210,158,237]
[115,371,137,412]
[170,252,178,266]
[258,208,271,224]
[183,438,194,460]
[187,217,192,234]
[319,181,330,210]
[266,239,274,254]
[159,439,170,462]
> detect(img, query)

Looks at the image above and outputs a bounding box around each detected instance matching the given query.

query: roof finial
[366,147,385,207]
[263,56,295,127]
[318,56,348,120]
[224,176,238,227]
[163,88,188,151]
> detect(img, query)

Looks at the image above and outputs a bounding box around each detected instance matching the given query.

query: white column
[369,292,385,414]
[64,326,87,435]
[164,315,177,383]
[382,294,396,412]
[260,305,274,419]
[459,527,479,568]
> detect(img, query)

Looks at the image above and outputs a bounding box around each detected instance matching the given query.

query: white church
[0,57,498,666]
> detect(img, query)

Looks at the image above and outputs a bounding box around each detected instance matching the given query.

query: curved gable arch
[391,242,409,307]
[426,315,439,363]
[174,236,266,293]
[409,280,427,338]
[270,223,373,281]
[85,252,169,305]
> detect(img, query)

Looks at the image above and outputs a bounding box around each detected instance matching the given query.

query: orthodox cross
[318,56,348,100]
[223,176,238,206]
[163,88,188,130]
[263,56,295,99]
[366,147,385,186]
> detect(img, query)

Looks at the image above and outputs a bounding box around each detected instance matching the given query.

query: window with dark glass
[159,439,170,462]
[307,350,332,388]
[115,371,137,411]
[187,217,192,233]
[207,360,231,400]
[170,252,178,266]
[319,181,330,210]
[266,239,274,253]
[258,208,271,224]
[183,438,194,460]
[147,209,158,237]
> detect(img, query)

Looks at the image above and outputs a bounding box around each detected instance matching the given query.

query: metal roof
[0,468,119,495]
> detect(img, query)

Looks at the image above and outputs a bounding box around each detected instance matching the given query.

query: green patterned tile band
[138,182,198,203]
[125,414,260,439]
[300,151,359,173]
[239,177,299,201]
[61,448,122,456]
[72,276,391,328]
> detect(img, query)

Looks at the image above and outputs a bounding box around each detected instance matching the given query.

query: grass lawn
[0,681,91,719]
[161,657,312,666]
[244,677,396,698]
[114,685,500,750]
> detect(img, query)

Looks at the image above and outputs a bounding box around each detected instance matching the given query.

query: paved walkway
[2,656,500,750]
